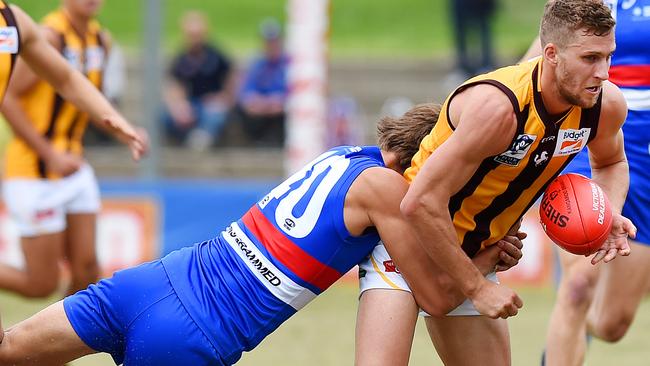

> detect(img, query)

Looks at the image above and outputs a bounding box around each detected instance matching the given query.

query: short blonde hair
[540,0,615,49]
[377,103,441,171]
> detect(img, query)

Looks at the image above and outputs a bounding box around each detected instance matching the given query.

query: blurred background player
[445,0,498,88]
[0,103,524,366]
[235,18,289,148]
[520,1,650,365]
[0,0,147,299]
[356,1,634,365]
[161,10,236,150]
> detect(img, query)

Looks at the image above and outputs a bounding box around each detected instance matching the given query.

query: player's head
[377,102,440,172]
[540,0,615,108]
[63,0,103,19]
[181,11,209,49]
[260,18,284,61]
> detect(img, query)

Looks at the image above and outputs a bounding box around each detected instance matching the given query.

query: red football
[539,173,613,255]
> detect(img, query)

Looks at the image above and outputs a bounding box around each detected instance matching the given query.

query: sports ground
[3,284,650,365]
[3,1,650,365]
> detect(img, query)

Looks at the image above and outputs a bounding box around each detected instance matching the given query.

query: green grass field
[3,284,650,365]
[16,0,546,58]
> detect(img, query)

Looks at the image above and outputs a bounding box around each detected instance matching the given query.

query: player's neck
[63,8,91,37]
[380,150,403,175]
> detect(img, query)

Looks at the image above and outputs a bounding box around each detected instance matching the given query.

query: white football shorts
[2,163,101,237]
[358,242,498,316]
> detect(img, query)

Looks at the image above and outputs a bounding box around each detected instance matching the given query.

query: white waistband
[222,222,317,310]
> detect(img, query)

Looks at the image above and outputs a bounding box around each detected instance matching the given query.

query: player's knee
[72,259,100,284]
[563,271,597,308]
[591,312,634,342]
[22,278,59,298]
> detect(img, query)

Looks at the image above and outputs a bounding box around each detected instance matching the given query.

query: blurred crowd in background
[79,0,503,155]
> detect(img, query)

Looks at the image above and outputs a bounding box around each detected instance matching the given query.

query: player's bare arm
[347,166,523,316]
[10,4,148,160]
[400,84,523,319]
[587,81,636,263]
[0,26,83,176]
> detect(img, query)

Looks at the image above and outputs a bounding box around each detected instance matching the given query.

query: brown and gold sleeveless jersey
[404,58,602,257]
[3,9,106,179]
[0,0,20,102]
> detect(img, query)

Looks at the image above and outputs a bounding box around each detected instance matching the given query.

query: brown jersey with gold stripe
[0,1,20,102]
[3,9,106,179]
[404,58,602,257]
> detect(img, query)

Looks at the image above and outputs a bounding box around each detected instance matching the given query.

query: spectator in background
[447,0,497,85]
[236,18,289,147]
[162,10,235,150]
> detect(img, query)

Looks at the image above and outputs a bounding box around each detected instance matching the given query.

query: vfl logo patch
[0,27,18,54]
[553,128,591,157]
[494,134,537,166]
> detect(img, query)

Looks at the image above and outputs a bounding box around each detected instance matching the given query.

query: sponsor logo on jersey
[226,225,282,286]
[494,134,537,166]
[553,128,591,156]
[0,27,18,54]
[222,222,317,310]
[86,46,105,71]
[63,48,82,71]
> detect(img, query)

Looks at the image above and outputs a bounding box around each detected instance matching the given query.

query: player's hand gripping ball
[539,173,613,255]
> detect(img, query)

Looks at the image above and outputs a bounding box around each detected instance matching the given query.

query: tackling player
[0,103,524,366]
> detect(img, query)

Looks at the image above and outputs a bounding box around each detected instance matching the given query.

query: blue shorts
[63,260,225,366]
[565,109,650,245]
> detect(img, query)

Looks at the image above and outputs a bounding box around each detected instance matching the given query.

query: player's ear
[544,43,559,65]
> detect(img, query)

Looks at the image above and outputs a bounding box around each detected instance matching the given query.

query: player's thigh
[21,231,65,283]
[425,315,510,366]
[556,246,600,285]
[589,240,650,321]
[64,213,98,270]
[356,289,418,366]
[63,164,100,273]
[1,301,95,366]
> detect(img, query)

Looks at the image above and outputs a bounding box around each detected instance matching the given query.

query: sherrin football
[539,173,613,255]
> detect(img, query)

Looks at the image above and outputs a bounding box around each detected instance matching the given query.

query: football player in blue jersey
[0,103,525,366]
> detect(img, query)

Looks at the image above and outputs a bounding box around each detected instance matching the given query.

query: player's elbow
[400,191,438,221]
[412,280,459,317]
[414,294,448,317]
[414,293,456,317]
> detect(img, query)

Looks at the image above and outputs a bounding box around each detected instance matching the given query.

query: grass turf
[2,284,650,365]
